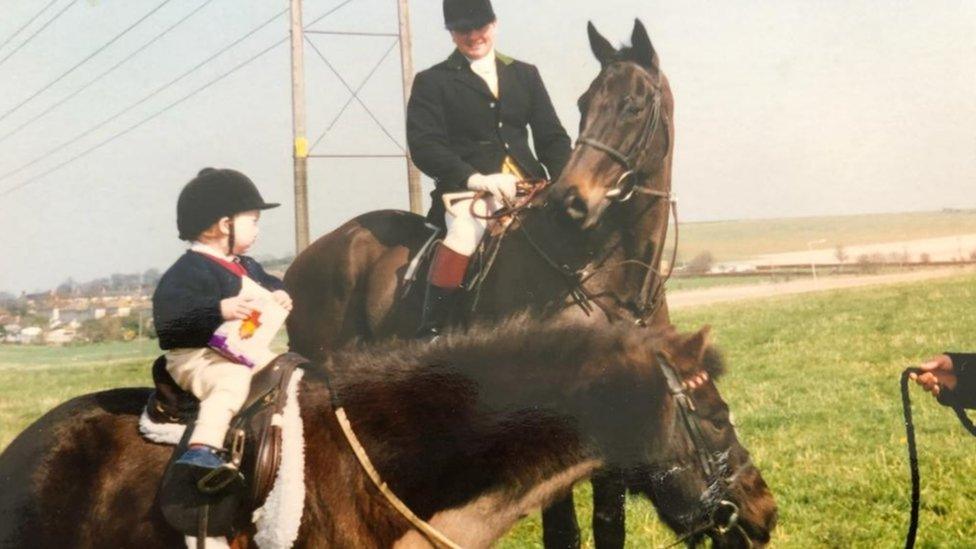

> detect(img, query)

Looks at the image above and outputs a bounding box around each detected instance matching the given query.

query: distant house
[18,326,42,344]
[44,327,77,345]
[3,324,21,343]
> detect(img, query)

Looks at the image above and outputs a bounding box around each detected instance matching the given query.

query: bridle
[655,351,753,548]
[575,74,669,204]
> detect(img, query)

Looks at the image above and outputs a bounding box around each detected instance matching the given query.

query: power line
[304,35,404,152]
[0,0,216,146]
[0,0,81,70]
[0,0,362,197]
[1,38,288,198]
[0,0,60,54]
[0,0,174,127]
[305,0,359,29]
[0,7,289,185]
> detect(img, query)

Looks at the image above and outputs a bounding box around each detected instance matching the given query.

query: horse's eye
[708,410,731,428]
[621,97,643,117]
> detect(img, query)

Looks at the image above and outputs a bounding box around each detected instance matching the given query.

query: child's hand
[221,296,256,320]
[272,290,293,311]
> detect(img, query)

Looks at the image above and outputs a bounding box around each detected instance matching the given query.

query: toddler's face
[232,210,260,254]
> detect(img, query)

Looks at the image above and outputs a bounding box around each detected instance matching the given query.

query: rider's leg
[165,349,251,473]
[417,196,493,337]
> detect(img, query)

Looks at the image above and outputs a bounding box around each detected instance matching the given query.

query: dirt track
[668,266,976,310]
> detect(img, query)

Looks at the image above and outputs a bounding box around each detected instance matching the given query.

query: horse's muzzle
[549,183,593,227]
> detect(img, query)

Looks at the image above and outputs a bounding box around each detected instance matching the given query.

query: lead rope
[900,369,921,549]
[900,367,976,549]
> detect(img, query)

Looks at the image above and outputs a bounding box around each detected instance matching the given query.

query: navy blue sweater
[152,251,284,350]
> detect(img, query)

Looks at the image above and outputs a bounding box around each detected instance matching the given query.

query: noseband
[575,89,667,203]
[656,352,750,546]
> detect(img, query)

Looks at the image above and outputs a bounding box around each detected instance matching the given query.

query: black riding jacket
[407,49,571,225]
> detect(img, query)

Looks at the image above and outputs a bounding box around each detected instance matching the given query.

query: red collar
[195,251,246,277]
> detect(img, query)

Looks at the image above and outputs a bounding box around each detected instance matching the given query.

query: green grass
[502,272,976,547]
[0,340,155,449]
[3,275,976,546]
[674,209,976,262]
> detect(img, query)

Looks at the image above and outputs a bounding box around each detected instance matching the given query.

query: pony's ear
[630,19,660,72]
[682,325,712,364]
[588,21,616,66]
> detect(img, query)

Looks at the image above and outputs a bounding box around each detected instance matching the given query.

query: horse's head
[618,327,777,547]
[549,19,674,230]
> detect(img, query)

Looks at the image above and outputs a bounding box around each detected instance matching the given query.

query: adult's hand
[467,172,518,202]
[910,354,958,398]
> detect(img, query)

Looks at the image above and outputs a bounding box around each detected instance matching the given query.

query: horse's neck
[301,322,670,546]
[314,369,601,546]
[581,166,673,322]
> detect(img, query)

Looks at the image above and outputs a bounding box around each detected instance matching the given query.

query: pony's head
[626,327,777,547]
[549,19,674,229]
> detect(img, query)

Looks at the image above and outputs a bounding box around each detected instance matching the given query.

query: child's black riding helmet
[176,168,279,241]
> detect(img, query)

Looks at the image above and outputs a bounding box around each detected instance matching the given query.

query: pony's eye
[709,410,731,428]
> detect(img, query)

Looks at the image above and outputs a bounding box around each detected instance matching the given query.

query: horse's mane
[303,317,724,491]
[318,315,666,393]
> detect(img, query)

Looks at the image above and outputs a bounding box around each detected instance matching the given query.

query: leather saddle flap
[154,352,307,537]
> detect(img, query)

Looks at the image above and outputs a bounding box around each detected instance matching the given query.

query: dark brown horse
[284,19,677,547]
[0,319,774,548]
[284,19,674,356]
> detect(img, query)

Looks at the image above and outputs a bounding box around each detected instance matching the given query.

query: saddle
[148,352,307,538]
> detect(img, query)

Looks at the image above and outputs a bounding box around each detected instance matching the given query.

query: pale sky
[0,0,973,293]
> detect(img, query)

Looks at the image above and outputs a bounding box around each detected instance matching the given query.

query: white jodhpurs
[165,348,252,448]
[441,193,500,256]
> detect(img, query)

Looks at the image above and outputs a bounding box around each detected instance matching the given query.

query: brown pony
[0,319,775,547]
[283,19,677,546]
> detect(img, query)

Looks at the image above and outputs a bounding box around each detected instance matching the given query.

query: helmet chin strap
[227,216,236,257]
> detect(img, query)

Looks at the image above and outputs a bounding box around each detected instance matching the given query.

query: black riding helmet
[176,168,279,241]
[443,0,495,32]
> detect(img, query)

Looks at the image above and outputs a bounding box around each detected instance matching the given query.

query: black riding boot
[416,283,459,340]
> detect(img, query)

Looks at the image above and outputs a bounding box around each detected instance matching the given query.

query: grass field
[674,209,976,262]
[2,274,976,547]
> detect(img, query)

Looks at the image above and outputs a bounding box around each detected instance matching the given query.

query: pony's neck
[309,322,667,544]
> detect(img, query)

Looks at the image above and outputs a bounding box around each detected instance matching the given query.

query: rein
[319,365,462,549]
[334,408,462,549]
[900,367,976,549]
[513,187,678,325]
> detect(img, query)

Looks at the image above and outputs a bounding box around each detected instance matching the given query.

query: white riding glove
[467,172,518,202]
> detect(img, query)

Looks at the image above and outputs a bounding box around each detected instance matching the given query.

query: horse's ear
[683,325,711,363]
[630,19,660,72]
[588,21,616,66]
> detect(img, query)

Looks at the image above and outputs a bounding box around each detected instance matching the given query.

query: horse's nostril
[564,192,588,221]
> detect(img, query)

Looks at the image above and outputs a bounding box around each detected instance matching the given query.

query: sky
[0,0,973,293]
